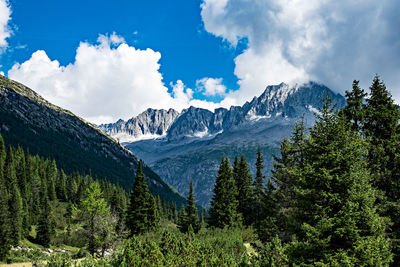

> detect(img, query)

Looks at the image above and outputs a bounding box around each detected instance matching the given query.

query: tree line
[0,136,179,260]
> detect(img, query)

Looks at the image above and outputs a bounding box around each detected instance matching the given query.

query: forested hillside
[0,75,186,206]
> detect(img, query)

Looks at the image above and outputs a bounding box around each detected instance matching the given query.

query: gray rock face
[100,108,179,142]
[101,81,346,206]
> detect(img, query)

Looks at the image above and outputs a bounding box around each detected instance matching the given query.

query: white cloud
[0,0,12,52]
[8,34,219,124]
[196,77,227,96]
[201,0,400,103]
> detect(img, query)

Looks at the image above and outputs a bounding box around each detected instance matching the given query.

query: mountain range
[0,75,187,206]
[100,82,346,206]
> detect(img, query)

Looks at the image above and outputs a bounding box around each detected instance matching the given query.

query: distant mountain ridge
[100,82,346,207]
[100,108,180,143]
[100,82,344,143]
[0,75,186,206]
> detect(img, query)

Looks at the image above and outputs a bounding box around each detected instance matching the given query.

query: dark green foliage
[362,75,400,263]
[258,120,307,243]
[186,180,200,233]
[0,132,132,261]
[110,184,127,233]
[266,95,393,265]
[233,155,254,226]
[4,146,23,245]
[177,180,200,233]
[177,206,187,233]
[0,135,10,260]
[46,160,58,201]
[364,75,400,193]
[126,161,160,235]
[66,173,78,204]
[252,148,266,227]
[36,193,53,247]
[343,80,367,132]
[56,169,67,201]
[208,158,239,228]
[147,195,161,231]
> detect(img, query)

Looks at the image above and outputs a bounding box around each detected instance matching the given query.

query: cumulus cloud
[8,34,218,124]
[0,0,11,52]
[196,77,227,96]
[201,0,400,104]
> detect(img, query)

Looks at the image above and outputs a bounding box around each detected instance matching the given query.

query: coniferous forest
[1,76,400,266]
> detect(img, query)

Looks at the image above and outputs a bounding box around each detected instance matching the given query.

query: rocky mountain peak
[99,108,180,143]
[100,81,346,143]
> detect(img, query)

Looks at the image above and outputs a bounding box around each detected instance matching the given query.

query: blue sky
[1,0,400,123]
[2,0,243,95]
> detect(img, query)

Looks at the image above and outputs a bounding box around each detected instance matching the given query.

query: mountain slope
[101,82,346,207]
[0,75,186,206]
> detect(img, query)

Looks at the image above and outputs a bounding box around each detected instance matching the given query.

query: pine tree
[252,148,266,227]
[46,160,57,201]
[343,80,367,132]
[178,180,200,233]
[36,192,52,247]
[4,146,23,245]
[234,155,254,226]
[186,180,200,233]
[146,195,160,231]
[126,161,153,235]
[208,158,239,228]
[259,120,307,243]
[364,75,400,192]
[363,75,400,262]
[56,170,67,201]
[29,168,41,225]
[14,146,27,199]
[172,203,178,224]
[0,173,10,260]
[200,208,205,228]
[177,206,188,232]
[284,95,392,265]
[0,135,10,260]
[110,184,127,232]
[66,173,78,203]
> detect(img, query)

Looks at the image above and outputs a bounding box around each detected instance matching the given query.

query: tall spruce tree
[178,180,200,233]
[364,75,400,191]
[36,192,52,247]
[208,158,239,228]
[146,195,160,231]
[234,155,253,226]
[258,120,307,243]
[126,161,154,235]
[186,180,200,233]
[363,76,400,262]
[177,206,188,232]
[4,146,23,245]
[343,80,367,132]
[0,135,10,260]
[56,170,67,201]
[284,95,392,265]
[46,160,57,201]
[252,148,266,227]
